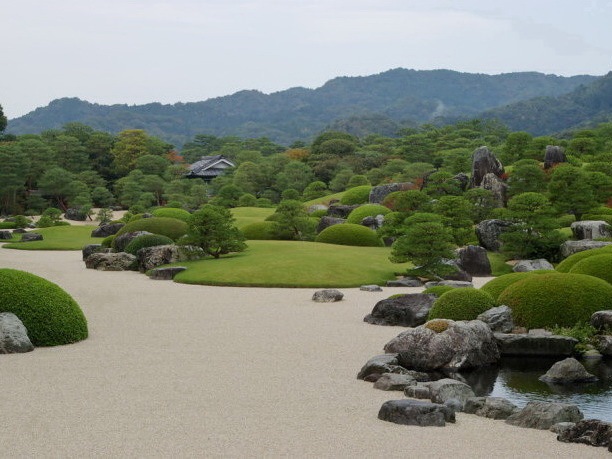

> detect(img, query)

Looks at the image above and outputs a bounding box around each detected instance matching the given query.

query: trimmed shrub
[382,190,430,212]
[125,234,174,255]
[346,204,391,224]
[101,234,116,248]
[151,207,192,222]
[428,288,495,321]
[422,285,456,297]
[0,222,16,229]
[480,271,553,301]
[498,273,612,328]
[114,217,188,241]
[315,223,383,247]
[556,245,612,273]
[569,254,612,284]
[556,214,576,228]
[340,185,372,205]
[0,269,88,346]
[241,221,278,240]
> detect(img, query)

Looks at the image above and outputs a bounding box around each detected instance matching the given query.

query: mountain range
[7,68,608,146]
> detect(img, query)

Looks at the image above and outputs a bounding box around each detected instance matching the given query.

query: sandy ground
[0,248,608,458]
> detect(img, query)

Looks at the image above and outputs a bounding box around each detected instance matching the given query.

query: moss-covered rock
[428,288,495,321]
[568,254,612,284]
[0,269,88,346]
[315,223,383,247]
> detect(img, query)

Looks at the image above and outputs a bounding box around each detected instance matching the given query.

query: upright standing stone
[468,146,504,188]
[543,145,566,169]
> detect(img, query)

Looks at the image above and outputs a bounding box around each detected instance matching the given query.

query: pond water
[459,357,612,423]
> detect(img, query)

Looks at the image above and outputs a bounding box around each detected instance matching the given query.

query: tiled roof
[187,155,235,177]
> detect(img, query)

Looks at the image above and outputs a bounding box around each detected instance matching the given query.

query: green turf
[487,251,514,276]
[2,226,99,250]
[302,191,345,207]
[230,207,276,229]
[172,240,411,287]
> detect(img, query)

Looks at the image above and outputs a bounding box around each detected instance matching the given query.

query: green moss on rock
[428,288,495,321]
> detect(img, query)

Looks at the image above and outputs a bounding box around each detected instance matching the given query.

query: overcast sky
[2,0,611,119]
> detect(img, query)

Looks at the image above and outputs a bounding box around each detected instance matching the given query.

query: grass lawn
[303,191,345,207]
[2,225,100,250]
[230,207,276,229]
[487,251,514,276]
[172,240,411,288]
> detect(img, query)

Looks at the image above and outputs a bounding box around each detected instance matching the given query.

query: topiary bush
[428,288,495,321]
[101,234,116,248]
[556,245,612,273]
[339,185,372,205]
[480,271,553,301]
[240,221,279,240]
[422,285,456,297]
[114,217,188,241]
[569,254,612,284]
[151,207,192,222]
[0,269,88,346]
[125,234,174,255]
[315,223,383,247]
[498,273,612,329]
[346,204,391,224]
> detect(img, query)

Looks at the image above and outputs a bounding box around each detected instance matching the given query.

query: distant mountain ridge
[7,68,599,145]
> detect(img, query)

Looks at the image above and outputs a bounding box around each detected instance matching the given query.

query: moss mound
[339,185,372,205]
[424,319,451,333]
[569,254,612,284]
[428,288,495,321]
[241,221,278,240]
[498,273,612,329]
[125,234,174,255]
[346,204,390,224]
[115,217,188,241]
[315,223,383,247]
[556,245,612,273]
[151,207,192,222]
[0,269,88,346]
[422,285,456,297]
[480,271,552,301]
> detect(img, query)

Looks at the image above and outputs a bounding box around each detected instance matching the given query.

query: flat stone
[357,354,399,380]
[560,240,612,258]
[464,397,519,420]
[312,289,344,302]
[494,333,578,357]
[404,384,431,399]
[148,266,187,280]
[426,379,475,409]
[571,220,612,240]
[512,259,555,272]
[360,285,382,292]
[373,373,417,391]
[506,401,583,430]
[378,399,455,427]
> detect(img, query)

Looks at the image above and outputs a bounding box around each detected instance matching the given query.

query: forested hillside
[7,69,596,146]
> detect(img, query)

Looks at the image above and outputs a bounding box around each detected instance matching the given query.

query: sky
[2,0,612,119]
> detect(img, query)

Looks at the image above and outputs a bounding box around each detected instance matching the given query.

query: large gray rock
[453,172,469,191]
[494,333,578,357]
[557,419,612,448]
[464,397,519,420]
[327,205,358,219]
[137,244,205,272]
[361,215,385,231]
[560,240,612,258]
[113,231,152,253]
[312,289,343,302]
[440,259,472,282]
[0,313,34,353]
[592,335,612,356]
[357,354,400,380]
[91,222,125,238]
[0,230,12,240]
[81,244,112,261]
[64,207,87,221]
[373,373,417,391]
[20,232,43,242]
[591,310,612,332]
[386,277,423,287]
[477,305,514,333]
[481,173,508,208]
[571,220,612,240]
[369,182,413,204]
[85,252,138,271]
[512,259,555,272]
[475,219,513,252]
[426,378,475,408]
[456,245,492,276]
[378,399,455,427]
[385,320,500,372]
[539,358,598,384]
[316,216,345,234]
[363,293,436,327]
[506,401,583,430]
[360,285,383,292]
[148,266,187,280]
[544,145,566,169]
[468,146,504,188]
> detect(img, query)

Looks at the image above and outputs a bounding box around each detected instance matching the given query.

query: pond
[459,357,612,423]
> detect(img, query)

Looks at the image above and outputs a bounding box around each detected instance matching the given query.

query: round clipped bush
[125,234,174,255]
[340,185,372,205]
[480,271,553,301]
[0,269,88,346]
[151,207,192,222]
[556,245,612,273]
[115,217,188,241]
[569,254,612,284]
[422,285,456,297]
[101,234,116,248]
[428,288,495,321]
[241,221,278,240]
[498,273,612,329]
[315,223,383,247]
[346,204,391,224]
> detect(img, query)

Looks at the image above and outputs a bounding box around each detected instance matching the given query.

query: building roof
[186,155,235,178]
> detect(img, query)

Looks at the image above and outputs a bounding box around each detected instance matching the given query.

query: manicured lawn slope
[2,226,99,250]
[173,240,411,287]
[230,207,276,229]
[303,192,345,207]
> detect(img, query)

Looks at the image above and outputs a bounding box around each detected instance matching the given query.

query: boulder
[137,244,205,272]
[373,373,417,391]
[426,378,475,408]
[364,293,436,327]
[385,320,500,372]
[560,240,612,258]
[464,397,519,420]
[550,422,576,435]
[423,280,473,289]
[0,230,12,240]
[64,207,87,221]
[592,336,612,356]
[539,358,598,384]
[404,384,432,400]
[312,289,344,303]
[440,259,473,282]
[20,232,43,242]
[113,231,152,253]
[13,228,27,234]
[557,419,612,448]
[84,252,137,271]
[148,266,187,280]
[591,310,612,332]
[477,305,514,333]
[456,245,492,276]
[506,401,583,430]
[357,354,400,380]
[512,259,555,272]
[316,216,346,234]
[494,333,578,357]
[91,222,125,238]
[81,244,112,261]
[369,182,413,204]
[386,277,423,287]
[308,204,327,214]
[378,399,455,427]
[452,173,469,191]
[468,146,504,188]
[361,215,385,231]
[481,173,508,207]
[544,145,566,169]
[0,313,34,354]
[571,220,612,240]
[475,219,513,252]
[327,205,358,219]
[360,285,382,292]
